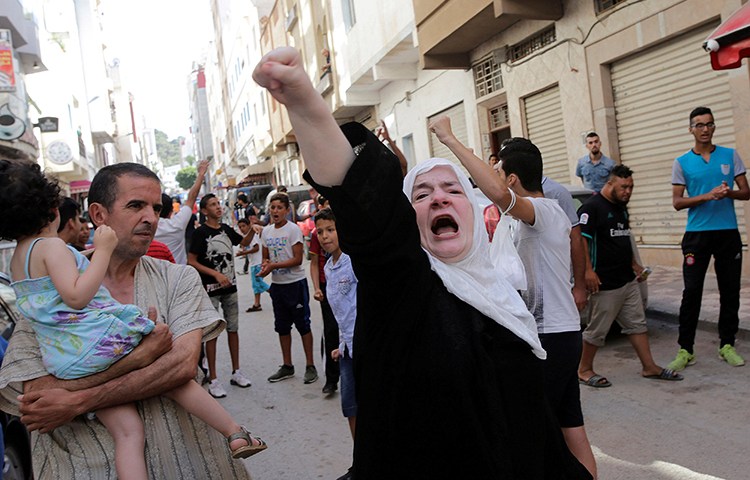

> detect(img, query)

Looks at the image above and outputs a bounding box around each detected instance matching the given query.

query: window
[489,105,509,130]
[595,0,627,14]
[342,0,356,31]
[509,26,556,62]
[472,57,503,98]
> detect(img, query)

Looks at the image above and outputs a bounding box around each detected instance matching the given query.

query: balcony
[0,0,46,73]
[413,0,562,69]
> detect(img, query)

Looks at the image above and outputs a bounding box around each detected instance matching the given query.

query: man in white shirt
[155,160,208,264]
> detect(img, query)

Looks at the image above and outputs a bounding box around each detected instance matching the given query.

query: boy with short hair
[310,194,340,395]
[315,208,358,480]
[259,193,318,384]
[188,193,254,398]
[236,218,269,312]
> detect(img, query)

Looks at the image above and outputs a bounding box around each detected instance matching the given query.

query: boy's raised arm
[253,47,355,187]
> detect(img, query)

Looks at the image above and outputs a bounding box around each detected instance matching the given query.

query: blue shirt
[575,154,615,192]
[324,253,357,356]
[672,146,746,232]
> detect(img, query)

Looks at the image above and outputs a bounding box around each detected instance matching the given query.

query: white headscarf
[402,158,545,359]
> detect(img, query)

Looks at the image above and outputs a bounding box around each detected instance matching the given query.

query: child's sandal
[228,426,268,459]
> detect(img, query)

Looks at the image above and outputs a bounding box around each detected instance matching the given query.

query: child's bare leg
[163,380,263,450]
[254,292,261,307]
[96,404,147,480]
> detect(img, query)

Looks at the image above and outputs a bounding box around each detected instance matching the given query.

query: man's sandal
[228,426,268,459]
[578,374,612,388]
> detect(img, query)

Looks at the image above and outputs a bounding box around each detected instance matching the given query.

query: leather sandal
[228,426,268,459]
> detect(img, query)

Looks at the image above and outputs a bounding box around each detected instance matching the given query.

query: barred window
[489,105,509,130]
[595,0,627,14]
[509,26,556,62]
[472,57,503,98]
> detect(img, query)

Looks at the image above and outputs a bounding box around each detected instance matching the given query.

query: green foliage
[155,129,184,167]
[184,155,195,166]
[176,166,197,190]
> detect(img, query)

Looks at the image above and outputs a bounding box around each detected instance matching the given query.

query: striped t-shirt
[0,258,250,479]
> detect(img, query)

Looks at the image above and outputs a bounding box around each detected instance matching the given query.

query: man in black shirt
[577,165,682,387]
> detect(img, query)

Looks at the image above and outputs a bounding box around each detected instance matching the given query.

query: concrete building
[188,62,214,165]
[204,0,274,189]
[0,0,46,161]
[411,0,750,270]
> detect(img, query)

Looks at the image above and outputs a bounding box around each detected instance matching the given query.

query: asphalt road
[211,266,748,480]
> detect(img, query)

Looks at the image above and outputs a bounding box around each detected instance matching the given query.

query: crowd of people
[0,45,745,479]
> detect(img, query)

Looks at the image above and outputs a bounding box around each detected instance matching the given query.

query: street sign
[36,117,59,133]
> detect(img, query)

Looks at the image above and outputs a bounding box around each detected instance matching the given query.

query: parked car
[226,184,275,220]
[0,273,33,480]
[262,185,313,224]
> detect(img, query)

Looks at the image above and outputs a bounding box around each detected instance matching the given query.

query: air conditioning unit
[492,46,508,65]
[286,142,299,157]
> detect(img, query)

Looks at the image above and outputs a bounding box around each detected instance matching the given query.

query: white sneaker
[208,379,227,398]
[230,370,252,388]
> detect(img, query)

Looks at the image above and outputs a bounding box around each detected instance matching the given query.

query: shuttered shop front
[524,85,568,183]
[611,24,745,245]
[428,102,469,176]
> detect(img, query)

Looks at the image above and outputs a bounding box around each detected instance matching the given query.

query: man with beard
[575,132,615,193]
[577,165,683,388]
[0,162,251,478]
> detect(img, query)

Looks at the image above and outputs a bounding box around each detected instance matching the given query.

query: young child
[315,208,358,480]
[236,217,269,312]
[0,161,266,480]
[257,193,318,384]
[309,196,340,395]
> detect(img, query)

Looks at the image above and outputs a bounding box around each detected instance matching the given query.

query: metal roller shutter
[611,23,745,245]
[428,102,469,176]
[524,85,568,183]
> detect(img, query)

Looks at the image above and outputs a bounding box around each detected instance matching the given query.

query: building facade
[413,0,750,269]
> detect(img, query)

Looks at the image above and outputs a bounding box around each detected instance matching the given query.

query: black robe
[306,123,591,480]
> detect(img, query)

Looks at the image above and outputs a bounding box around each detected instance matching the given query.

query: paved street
[210,261,749,480]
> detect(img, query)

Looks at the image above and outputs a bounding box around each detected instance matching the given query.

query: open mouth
[431,215,458,236]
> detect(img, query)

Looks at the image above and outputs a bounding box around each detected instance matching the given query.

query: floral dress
[11,238,154,379]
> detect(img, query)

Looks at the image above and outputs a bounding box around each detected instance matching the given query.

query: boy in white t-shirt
[236,218,269,312]
[258,193,318,384]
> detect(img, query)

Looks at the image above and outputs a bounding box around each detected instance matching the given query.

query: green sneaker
[719,345,745,367]
[268,364,295,382]
[303,365,318,384]
[667,349,696,371]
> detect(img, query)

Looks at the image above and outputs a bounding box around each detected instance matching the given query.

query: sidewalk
[644,264,750,339]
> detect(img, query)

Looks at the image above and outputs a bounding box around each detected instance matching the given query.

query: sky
[101,0,214,140]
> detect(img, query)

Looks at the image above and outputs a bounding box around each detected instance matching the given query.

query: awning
[69,179,91,194]
[238,159,274,179]
[704,3,750,70]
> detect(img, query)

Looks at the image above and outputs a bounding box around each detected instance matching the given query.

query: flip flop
[246,305,262,312]
[643,368,683,381]
[578,374,612,388]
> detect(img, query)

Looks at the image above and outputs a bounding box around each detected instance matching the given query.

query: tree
[155,129,183,167]
[176,166,197,189]
[184,155,195,166]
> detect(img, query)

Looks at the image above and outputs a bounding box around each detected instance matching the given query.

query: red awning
[704,3,750,70]
[69,179,91,194]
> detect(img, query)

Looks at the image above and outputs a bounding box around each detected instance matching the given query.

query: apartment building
[413,0,750,268]
[0,0,45,161]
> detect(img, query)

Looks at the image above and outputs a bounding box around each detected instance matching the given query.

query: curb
[646,307,750,341]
